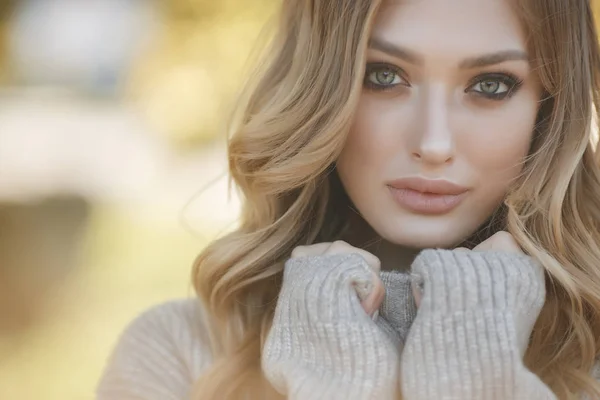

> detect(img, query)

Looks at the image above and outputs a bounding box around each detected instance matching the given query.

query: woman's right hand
[291,241,386,317]
[261,241,401,400]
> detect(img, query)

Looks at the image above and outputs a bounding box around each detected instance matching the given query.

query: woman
[97,0,600,399]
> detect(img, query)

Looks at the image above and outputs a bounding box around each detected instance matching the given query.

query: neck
[363,239,420,272]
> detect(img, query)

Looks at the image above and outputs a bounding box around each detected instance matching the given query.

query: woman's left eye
[466,74,523,100]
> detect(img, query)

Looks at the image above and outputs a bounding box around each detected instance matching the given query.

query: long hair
[509,1,600,398]
[191,0,600,398]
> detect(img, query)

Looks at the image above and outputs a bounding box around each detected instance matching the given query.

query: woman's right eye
[364,63,408,91]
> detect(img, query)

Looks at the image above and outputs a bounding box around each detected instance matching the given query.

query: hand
[291,241,384,317]
[459,230,524,254]
[412,231,523,308]
[264,241,401,398]
[401,241,552,399]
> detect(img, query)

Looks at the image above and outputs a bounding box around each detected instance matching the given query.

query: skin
[295,0,545,312]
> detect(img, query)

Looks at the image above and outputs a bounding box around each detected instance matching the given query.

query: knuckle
[367,254,381,271]
[497,231,514,241]
[326,240,352,254]
[492,231,508,239]
[293,242,331,256]
[331,240,349,248]
[493,231,514,243]
[502,234,518,246]
[290,247,304,258]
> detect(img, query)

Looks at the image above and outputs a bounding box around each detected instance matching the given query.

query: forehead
[373,0,527,57]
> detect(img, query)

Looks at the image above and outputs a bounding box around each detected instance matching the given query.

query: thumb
[360,275,385,317]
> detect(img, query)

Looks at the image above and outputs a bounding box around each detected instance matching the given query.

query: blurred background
[1,1,600,399]
[0,0,273,398]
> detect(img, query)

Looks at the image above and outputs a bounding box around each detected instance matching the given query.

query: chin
[376,216,478,250]
[388,233,459,250]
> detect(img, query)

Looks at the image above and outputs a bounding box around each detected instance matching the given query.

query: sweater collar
[379,271,418,341]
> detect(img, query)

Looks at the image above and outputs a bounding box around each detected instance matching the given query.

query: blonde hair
[191,0,600,398]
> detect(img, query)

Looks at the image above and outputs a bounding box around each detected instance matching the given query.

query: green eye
[371,69,400,85]
[364,63,407,90]
[473,79,507,95]
[467,73,523,100]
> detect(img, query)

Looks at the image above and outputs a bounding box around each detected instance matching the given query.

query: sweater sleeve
[261,253,402,400]
[401,249,557,400]
[96,299,213,400]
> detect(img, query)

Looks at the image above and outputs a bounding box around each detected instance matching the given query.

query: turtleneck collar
[379,270,418,341]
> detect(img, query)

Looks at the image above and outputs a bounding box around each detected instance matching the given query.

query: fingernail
[371,310,379,321]
[410,273,424,292]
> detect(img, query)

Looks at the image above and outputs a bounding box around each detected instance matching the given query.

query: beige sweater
[96,249,599,399]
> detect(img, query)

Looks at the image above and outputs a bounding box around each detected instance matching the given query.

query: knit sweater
[96,249,599,399]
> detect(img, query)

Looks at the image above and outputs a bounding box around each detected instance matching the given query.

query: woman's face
[337,0,542,249]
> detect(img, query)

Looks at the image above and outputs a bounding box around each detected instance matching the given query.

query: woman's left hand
[412,231,523,308]
[402,234,553,399]
[467,230,524,254]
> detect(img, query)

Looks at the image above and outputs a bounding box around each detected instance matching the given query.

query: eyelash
[363,62,524,101]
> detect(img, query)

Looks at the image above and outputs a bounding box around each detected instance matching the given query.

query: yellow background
[1,1,599,399]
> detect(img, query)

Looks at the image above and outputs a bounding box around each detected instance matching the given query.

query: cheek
[462,101,537,187]
[339,97,408,176]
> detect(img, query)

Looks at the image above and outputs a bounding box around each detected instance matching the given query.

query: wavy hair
[191,0,600,398]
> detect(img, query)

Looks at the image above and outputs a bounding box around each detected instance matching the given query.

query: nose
[410,84,455,165]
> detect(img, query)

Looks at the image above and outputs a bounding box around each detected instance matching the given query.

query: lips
[387,177,469,214]
[387,177,469,195]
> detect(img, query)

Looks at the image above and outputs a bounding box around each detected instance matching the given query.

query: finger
[291,242,332,258]
[360,275,385,316]
[411,281,422,309]
[355,249,381,273]
[494,231,522,253]
[323,242,383,315]
[294,241,384,317]
[328,244,383,316]
[325,241,381,273]
[473,239,492,252]
[454,247,470,252]
[473,231,523,254]
[324,240,353,255]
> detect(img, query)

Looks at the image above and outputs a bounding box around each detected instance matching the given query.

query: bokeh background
[1,1,600,399]
[0,1,272,398]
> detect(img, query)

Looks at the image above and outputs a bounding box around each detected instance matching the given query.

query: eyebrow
[368,37,529,68]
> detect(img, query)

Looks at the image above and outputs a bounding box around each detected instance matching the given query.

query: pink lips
[387,177,469,215]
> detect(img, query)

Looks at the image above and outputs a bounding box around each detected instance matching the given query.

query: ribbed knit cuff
[401,249,553,399]
[277,254,376,325]
[264,321,399,399]
[411,249,546,318]
[262,253,400,399]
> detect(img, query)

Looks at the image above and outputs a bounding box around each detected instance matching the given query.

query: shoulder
[96,298,214,400]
